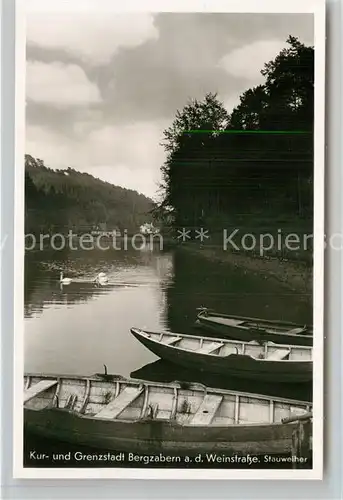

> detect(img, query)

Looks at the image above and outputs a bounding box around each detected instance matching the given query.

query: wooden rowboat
[24,373,312,456]
[131,328,313,383]
[196,309,313,346]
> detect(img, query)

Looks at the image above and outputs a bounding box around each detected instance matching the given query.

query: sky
[25,5,313,199]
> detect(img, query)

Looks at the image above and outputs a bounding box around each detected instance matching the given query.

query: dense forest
[25,155,154,235]
[157,36,314,233]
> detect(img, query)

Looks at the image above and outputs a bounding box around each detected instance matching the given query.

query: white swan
[60,272,72,285]
[94,272,109,284]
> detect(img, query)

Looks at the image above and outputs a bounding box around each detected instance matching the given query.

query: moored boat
[24,373,312,456]
[196,309,313,346]
[131,328,313,383]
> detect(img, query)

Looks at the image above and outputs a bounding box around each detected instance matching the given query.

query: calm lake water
[24,245,313,467]
[25,245,312,402]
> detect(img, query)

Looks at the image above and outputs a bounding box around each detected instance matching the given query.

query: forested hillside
[25,155,154,234]
[157,36,314,233]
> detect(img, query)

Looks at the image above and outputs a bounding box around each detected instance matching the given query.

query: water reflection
[165,248,312,334]
[24,248,169,377]
[131,359,312,402]
[25,246,312,401]
[24,247,171,319]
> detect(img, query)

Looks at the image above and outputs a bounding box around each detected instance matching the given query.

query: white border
[13,0,325,480]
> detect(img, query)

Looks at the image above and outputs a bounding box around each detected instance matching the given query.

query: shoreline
[179,243,312,300]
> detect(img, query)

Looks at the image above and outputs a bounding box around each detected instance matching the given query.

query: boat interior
[139,330,312,361]
[202,315,311,336]
[24,375,311,427]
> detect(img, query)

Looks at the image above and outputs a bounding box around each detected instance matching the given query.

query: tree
[160,93,229,227]
[229,86,268,130]
[24,155,154,234]
[158,36,314,230]
[162,92,229,154]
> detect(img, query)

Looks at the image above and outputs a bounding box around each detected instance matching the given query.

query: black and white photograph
[15,0,325,479]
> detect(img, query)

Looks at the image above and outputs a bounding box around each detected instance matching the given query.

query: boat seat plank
[288,327,306,335]
[163,336,182,345]
[191,394,223,425]
[207,317,240,326]
[95,386,143,419]
[266,348,291,361]
[24,379,58,403]
[197,342,224,354]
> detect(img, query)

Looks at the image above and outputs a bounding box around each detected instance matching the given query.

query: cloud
[24,11,314,197]
[85,165,160,199]
[219,39,287,82]
[26,9,159,65]
[85,122,167,167]
[26,61,102,107]
[223,92,243,114]
[26,121,167,197]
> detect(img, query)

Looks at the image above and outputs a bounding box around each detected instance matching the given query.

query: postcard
[13,0,325,479]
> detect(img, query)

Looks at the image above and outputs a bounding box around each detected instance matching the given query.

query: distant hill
[25,154,154,234]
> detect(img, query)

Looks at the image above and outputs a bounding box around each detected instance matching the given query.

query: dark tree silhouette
[157,36,314,233]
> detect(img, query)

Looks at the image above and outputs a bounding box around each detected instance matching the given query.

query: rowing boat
[24,373,312,456]
[131,328,313,383]
[196,309,313,346]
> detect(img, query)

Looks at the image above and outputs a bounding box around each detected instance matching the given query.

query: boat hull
[196,313,313,347]
[131,330,312,383]
[24,407,303,457]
